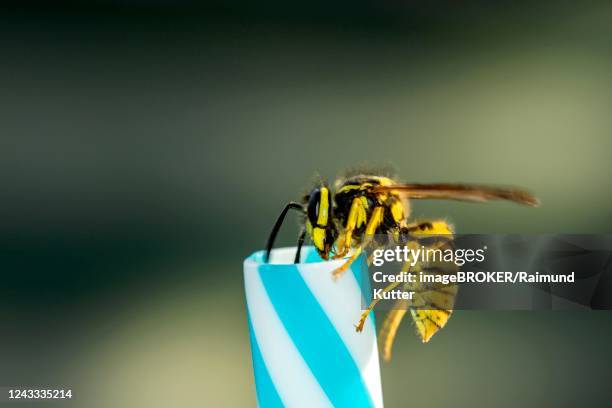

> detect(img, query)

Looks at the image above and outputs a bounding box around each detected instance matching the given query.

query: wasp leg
[355,277,405,332]
[332,247,362,280]
[332,206,384,280]
[355,280,401,332]
[329,197,364,263]
[379,300,409,361]
[265,201,305,263]
[356,260,413,332]
[333,197,366,258]
[333,233,349,259]
[293,226,306,263]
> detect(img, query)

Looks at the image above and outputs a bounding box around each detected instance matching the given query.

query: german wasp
[265,169,538,360]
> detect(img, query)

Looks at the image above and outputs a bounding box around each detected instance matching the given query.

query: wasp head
[305,185,337,260]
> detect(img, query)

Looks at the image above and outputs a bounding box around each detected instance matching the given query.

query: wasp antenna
[264,202,305,263]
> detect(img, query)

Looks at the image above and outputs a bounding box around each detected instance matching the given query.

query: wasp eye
[307,188,320,225]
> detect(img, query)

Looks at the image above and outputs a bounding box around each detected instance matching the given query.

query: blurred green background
[1,1,612,407]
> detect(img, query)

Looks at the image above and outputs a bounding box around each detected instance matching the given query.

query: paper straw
[244,246,383,408]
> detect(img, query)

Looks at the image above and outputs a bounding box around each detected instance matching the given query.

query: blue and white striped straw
[244,246,383,408]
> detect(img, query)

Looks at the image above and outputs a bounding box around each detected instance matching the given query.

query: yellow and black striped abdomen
[379,220,457,359]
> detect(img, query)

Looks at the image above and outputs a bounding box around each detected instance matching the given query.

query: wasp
[265,169,538,360]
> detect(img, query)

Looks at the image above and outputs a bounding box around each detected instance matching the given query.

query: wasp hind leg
[379,300,410,361]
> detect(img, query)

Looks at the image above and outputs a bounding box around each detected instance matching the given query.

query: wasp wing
[374,183,539,207]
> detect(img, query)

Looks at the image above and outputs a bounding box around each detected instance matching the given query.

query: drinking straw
[244,246,383,408]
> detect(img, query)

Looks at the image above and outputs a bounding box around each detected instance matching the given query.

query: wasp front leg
[331,246,362,281]
[332,205,384,280]
[334,197,366,258]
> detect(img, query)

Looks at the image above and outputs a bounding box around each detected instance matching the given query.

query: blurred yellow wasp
[265,169,538,360]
